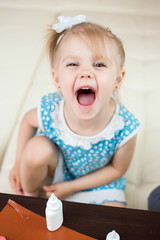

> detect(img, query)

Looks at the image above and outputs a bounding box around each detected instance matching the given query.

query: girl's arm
[44,135,137,199]
[70,135,137,191]
[9,108,39,194]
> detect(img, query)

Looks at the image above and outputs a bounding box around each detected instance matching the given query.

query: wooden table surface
[0,192,160,240]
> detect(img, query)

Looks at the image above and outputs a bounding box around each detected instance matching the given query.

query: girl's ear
[114,69,125,91]
[52,69,61,91]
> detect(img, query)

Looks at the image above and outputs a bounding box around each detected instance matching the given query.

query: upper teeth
[82,87,89,90]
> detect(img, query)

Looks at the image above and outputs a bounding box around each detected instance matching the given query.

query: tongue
[78,92,95,106]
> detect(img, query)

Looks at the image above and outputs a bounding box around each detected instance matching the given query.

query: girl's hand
[43,181,74,200]
[9,164,23,195]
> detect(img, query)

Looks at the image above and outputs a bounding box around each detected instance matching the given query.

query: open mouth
[76,87,96,106]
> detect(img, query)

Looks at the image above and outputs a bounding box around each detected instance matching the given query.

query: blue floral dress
[37,92,140,204]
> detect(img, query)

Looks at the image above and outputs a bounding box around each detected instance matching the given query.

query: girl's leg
[20,135,58,195]
[102,201,126,207]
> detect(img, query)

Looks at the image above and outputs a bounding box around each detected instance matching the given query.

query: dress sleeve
[117,105,141,148]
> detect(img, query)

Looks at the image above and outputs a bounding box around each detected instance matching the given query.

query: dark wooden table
[0,192,160,240]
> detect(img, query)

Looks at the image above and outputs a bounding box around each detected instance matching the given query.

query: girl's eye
[66,63,79,67]
[94,63,106,68]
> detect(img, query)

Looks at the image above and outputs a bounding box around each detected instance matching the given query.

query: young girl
[9,15,140,207]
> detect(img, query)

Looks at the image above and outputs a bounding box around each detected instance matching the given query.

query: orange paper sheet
[0,199,96,240]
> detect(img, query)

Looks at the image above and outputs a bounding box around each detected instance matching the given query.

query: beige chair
[0,0,160,210]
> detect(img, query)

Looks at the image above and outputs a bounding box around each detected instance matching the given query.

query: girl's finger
[43,185,55,192]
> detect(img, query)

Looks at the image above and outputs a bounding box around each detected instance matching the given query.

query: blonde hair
[46,22,125,69]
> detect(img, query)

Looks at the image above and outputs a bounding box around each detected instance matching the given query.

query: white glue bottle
[106,230,120,240]
[45,193,63,231]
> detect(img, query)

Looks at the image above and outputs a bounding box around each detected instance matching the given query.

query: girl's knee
[22,136,58,168]
[102,201,126,208]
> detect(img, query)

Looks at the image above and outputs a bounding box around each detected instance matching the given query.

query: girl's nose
[79,71,94,79]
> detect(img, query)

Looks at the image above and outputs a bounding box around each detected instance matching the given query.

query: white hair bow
[52,15,86,33]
